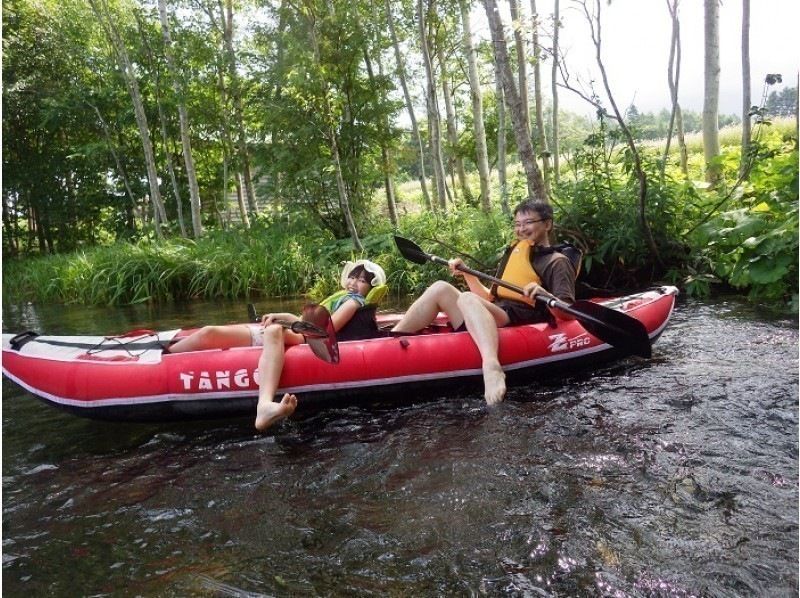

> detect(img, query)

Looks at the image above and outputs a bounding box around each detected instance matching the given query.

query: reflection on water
[2,296,798,596]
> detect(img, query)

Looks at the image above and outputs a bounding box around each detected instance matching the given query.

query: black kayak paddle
[247,302,340,364]
[393,235,651,359]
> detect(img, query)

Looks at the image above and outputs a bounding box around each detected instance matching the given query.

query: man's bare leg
[457,293,510,405]
[392,281,464,333]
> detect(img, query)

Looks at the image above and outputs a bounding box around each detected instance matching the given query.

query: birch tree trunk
[460,0,491,211]
[508,0,529,134]
[438,44,470,201]
[739,0,751,179]
[550,0,560,181]
[88,101,142,230]
[703,0,721,184]
[235,174,249,228]
[308,2,362,251]
[222,0,258,215]
[159,0,203,237]
[89,0,167,238]
[132,11,188,236]
[418,0,448,211]
[664,0,689,177]
[216,60,250,228]
[484,0,546,201]
[364,46,398,226]
[386,0,432,210]
[496,73,510,216]
[530,0,551,193]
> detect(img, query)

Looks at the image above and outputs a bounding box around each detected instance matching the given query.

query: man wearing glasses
[391,198,577,405]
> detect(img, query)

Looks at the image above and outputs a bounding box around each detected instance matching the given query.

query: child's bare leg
[255,324,298,431]
[255,393,297,431]
[167,324,251,353]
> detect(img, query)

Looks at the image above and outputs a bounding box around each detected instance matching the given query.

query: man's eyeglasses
[513,218,547,228]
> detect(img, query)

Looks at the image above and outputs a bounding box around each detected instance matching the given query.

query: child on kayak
[166,259,387,431]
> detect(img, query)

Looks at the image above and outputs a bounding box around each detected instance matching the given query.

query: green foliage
[2,0,797,313]
[690,138,799,304]
[248,0,397,238]
[765,85,798,119]
[3,207,508,306]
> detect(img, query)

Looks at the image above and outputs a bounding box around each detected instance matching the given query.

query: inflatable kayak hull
[2,287,678,422]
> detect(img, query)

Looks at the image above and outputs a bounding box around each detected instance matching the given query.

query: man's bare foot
[483,363,506,406]
[255,393,297,431]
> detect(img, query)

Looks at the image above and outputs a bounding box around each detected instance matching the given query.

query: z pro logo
[548,332,591,353]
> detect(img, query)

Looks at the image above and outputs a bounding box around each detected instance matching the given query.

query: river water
[2,296,797,597]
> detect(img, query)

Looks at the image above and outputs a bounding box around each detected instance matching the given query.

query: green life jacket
[319,284,388,341]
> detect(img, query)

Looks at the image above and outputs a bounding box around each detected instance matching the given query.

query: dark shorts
[453,299,548,331]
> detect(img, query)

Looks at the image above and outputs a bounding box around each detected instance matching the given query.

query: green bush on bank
[2,207,508,306]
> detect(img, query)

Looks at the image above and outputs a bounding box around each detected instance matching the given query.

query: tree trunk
[131,11,185,236]
[222,0,258,215]
[159,0,203,237]
[664,0,689,177]
[551,0,560,181]
[496,63,510,216]
[89,0,166,238]
[418,0,448,211]
[88,101,142,231]
[530,0,551,192]
[508,0,529,135]
[703,0,721,184]
[437,44,470,202]
[483,0,546,201]
[739,0,751,179]
[214,56,250,229]
[460,0,491,211]
[386,0,432,210]
[3,193,19,257]
[309,2,362,251]
[235,174,249,228]
[364,46,398,226]
[566,0,662,267]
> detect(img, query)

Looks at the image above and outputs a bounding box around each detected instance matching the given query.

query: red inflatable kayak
[2,286,678,422]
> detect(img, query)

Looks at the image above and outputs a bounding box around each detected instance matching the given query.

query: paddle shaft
[247,303,327,338]
[425,253,567,312]
[394,235,651,358]
[427,253,647,341]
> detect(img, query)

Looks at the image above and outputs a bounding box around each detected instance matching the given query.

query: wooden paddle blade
[571,300,652,358]
[301,304,340,364]
[394,236,430,265]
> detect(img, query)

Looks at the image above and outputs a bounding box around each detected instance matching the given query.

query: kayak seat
[333,284,389,342]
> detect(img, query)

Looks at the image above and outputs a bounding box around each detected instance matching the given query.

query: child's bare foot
[255,393,297,431]
[483,363,506,406]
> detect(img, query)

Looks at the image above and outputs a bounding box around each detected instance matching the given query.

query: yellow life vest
[495,241,541,305]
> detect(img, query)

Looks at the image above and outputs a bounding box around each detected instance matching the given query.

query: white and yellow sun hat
[340,259,387,288]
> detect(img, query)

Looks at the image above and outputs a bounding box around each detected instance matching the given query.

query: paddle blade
[394,236,430,265]
[302,304,340,364]
[571,300,652,358]
[289,320,329,339]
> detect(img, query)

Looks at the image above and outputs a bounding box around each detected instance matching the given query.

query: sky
[477,0,800,118]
